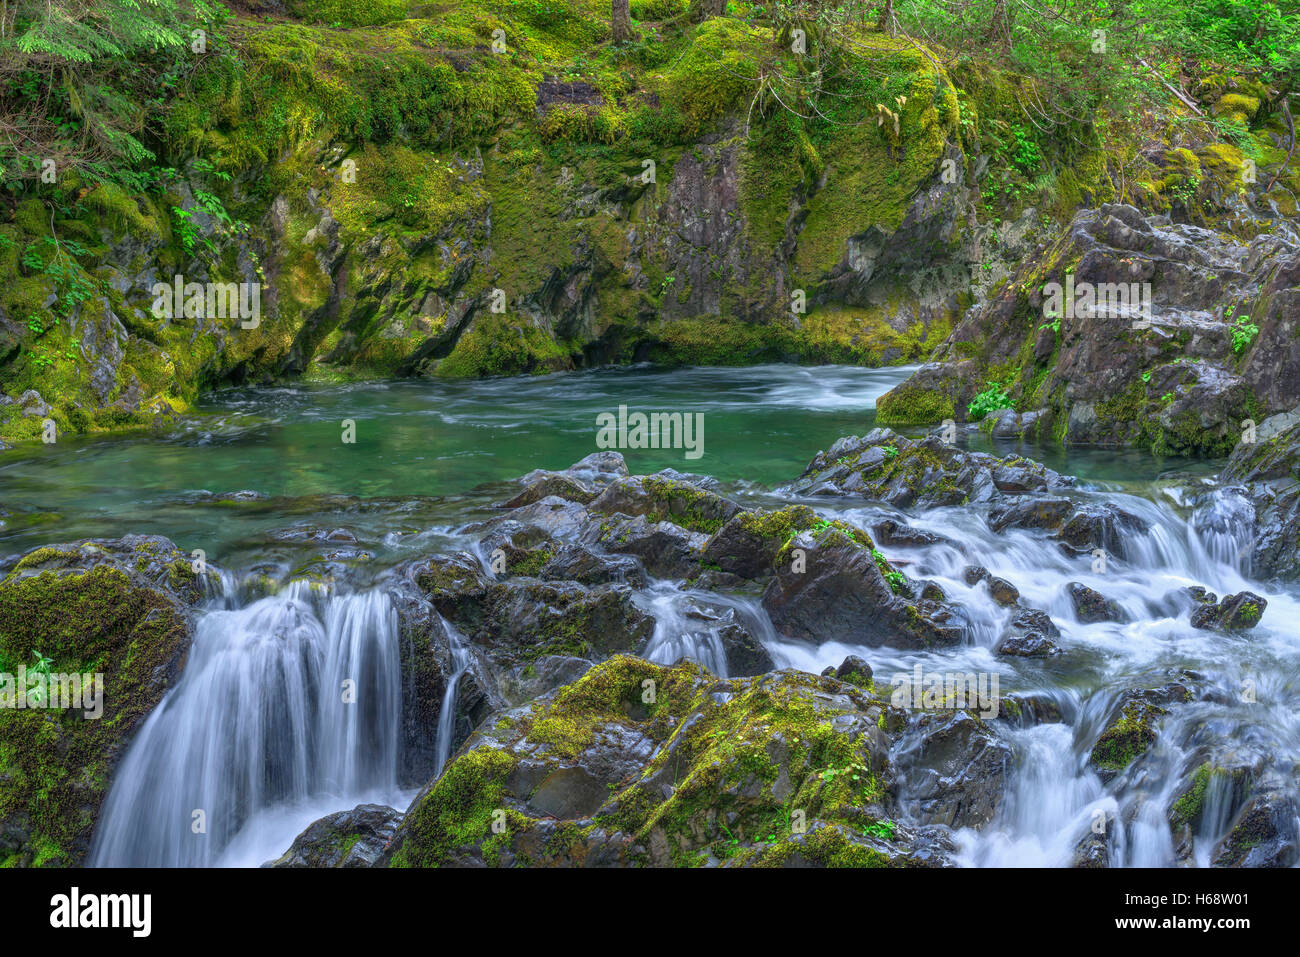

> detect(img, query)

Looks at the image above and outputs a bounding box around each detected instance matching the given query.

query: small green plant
[882,444,898,458]
[1141,370,1152,383]
[1230,314,1258,355]
[862,819,896,840]
[1161,392,1174,403]
[968,382,1015,421]
[872,548,905,593]
[26,650,53,706]
[171,206,199,255]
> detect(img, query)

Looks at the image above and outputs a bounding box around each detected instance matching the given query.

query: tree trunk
[878,0,894,36]
[690,0,726,22]
[612,0,634,41]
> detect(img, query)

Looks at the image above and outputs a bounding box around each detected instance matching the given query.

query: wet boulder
[997,606,1062,657]
[997,692,1067,728]
[870,518,955,550]
[1211,778,1299,868]
[505,452,630,509]
[821,655,874,690]
[761,526,963,650]
[589,473,742,536]
[266,804,403,868]
[789,429,1070,508]
[699,505,823,579]
[381,657,939,868]
[899,711,1011,829]
[502,472,599,508]
[684,605,774,677]
[413,555,654,666]
[592,514,708,579]
[1066,582,1123,623]
[995,632,1062,658]
[964,566,1019,605]
[990,498,1149,561]
[1189,591,1267,631]
[1089,683,1192,781]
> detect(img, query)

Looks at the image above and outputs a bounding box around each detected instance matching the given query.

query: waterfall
[89,582,404,867]
[434,621,472,777]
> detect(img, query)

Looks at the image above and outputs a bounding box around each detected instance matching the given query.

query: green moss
[288,0,411,27]
[1169,763,1215,830]
[876,384,956,425]
[436,313,571,378]
[388,747,516,867]
[390,657,899,867]
[0,564,191,866]
[641,476,731,534]
[1090,700,1166,774]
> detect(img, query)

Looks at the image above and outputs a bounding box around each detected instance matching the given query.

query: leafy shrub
[968,381,1015,421]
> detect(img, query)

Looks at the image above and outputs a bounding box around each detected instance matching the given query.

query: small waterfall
[956,721,1106,867]
[1190,487,1258,574]
[639,583,737,678]
[89,582,403,867]
[434,621,472,777]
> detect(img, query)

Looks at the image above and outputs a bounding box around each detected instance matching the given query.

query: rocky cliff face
[0,6,1132,442]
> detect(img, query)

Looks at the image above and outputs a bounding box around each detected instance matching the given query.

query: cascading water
[746,481,1300,867]
[90,581,406,867]
[434,621,472,778]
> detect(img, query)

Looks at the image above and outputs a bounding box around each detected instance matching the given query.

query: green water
[0,364,1214,566]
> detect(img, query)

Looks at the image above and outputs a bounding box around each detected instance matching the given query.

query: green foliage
[871,548,905,594]
[968,381,1015,421]
[0,0,228,188]
[1230,313,1259,355]
[288,0,411,26]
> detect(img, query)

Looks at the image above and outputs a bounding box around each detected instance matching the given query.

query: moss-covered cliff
[1,0,1295,444]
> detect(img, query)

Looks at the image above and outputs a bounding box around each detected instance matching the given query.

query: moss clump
[661,19,765,134]
[1169,762,1220,831]
[1090,700,1167,775]
[288,0,411,27]
[0,564,192,867]
[641,476,733,534]
[436,314,572,378]
[876,385,956,425]
[387,746,516,867]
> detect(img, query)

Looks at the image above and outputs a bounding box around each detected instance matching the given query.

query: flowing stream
[2,363,1293,866]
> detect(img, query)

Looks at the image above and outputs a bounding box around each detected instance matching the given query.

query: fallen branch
[1137,58,1203,116]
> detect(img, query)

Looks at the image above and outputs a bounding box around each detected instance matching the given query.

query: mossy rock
[0,537,199,866]
[383,655,914,867]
